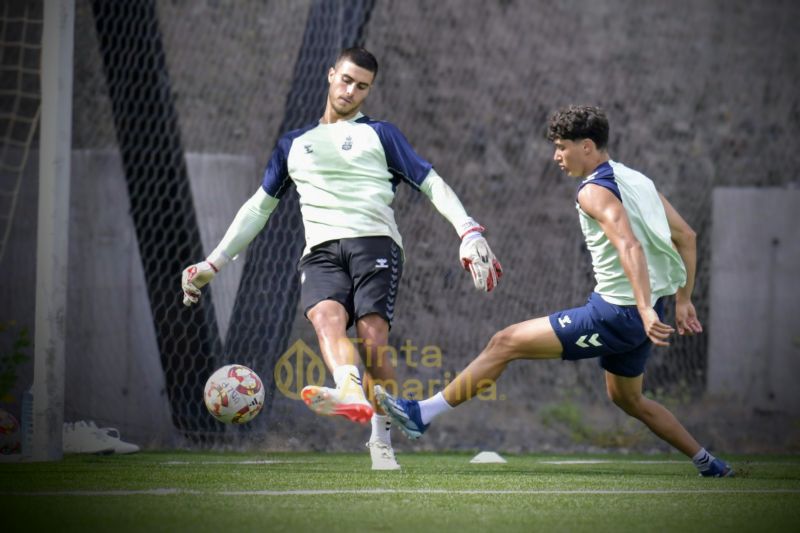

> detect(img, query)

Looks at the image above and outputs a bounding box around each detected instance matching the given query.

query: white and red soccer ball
[203,364,265,424]
[0,408,21,454]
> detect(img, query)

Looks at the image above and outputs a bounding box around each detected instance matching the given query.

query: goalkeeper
[181,47,502,471]
[377,105,733,478]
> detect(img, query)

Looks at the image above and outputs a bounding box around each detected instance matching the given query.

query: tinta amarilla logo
[274,340,326,400]
[274,339,502,402]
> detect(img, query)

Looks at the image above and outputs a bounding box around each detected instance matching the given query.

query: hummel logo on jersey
[342,136,353,151]
[576,333,603,348]
[558,315,572,328]
[304,144,313,154]
[375,258,388,269]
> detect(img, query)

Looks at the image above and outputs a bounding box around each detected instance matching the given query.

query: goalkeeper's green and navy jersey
[261,112,431,256]
[576,160,687,306]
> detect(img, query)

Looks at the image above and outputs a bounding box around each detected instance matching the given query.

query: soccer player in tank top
[378,105,733,478]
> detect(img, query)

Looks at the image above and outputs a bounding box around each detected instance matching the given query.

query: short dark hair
[335,47,379,79]
[547,105,609,150]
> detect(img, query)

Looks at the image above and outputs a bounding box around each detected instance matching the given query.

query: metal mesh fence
[3,0,799,451]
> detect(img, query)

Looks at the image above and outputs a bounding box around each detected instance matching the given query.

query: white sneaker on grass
[96,425,140,454]
[63,421,140,455]
[301,385,374,424]
[366,440,401,470]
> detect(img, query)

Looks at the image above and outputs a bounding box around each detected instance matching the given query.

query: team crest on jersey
[341,136,353,151]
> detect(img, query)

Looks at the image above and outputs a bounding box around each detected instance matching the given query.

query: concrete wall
[0,149,257,447]
[708,188,800,414]
[0,148,39,428]
[185,153,258,340]
[6,156,800,451]
[66,150,174,444]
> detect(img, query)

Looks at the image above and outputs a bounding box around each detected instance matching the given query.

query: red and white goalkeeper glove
[458,221,503,292]
[181,260,219,306]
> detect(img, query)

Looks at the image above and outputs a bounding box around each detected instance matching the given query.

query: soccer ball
[203,364,265,424]
[0,408,21,454]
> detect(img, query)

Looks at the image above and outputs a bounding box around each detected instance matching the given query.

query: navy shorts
[298,236,403,329]
[549,292,666,378]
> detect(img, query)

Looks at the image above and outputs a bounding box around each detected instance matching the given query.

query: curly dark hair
[547,105,609,150]
[336,47,379,79]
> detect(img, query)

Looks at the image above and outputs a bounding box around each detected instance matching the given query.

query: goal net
[0,0,40,266]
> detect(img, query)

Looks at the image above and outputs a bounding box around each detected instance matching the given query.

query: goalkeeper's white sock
[333,365,362,392]
[333,365,361,389]
[369,414,392,444]
[419,392,453,425]
[692,447,716,471]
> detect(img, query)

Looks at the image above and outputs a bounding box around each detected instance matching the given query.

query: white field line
[156,459,800,467]
[160,460,294,465]
[5,489,200,496]
[539,460,800,466]
[540,460,684,465]
[5,488,800,497]
[220,488,800,496]
[158,460,800,467]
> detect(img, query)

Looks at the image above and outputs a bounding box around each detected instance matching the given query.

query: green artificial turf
[1,452,798,532]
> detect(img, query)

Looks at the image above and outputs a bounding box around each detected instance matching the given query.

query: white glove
[181,260,218,306]
[459,231,503,292]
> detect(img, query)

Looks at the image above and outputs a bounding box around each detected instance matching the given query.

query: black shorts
[298,236,404,329]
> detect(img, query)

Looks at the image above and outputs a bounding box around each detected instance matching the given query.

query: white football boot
[301,378,374,424]
[366,440,401,470]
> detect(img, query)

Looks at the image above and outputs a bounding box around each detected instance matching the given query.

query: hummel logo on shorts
[375,258,388,269]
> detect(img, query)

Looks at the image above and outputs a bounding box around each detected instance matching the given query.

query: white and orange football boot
[301,376,373,424]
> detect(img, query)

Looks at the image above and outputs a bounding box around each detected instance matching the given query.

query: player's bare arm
[659,192,703,336]
[578,183,674,346]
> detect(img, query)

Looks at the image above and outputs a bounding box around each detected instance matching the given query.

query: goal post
[32,0,74,462]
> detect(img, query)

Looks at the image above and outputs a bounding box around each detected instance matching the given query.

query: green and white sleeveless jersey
[576,160,686,306]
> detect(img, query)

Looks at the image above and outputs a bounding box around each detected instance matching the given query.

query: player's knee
[609,389,644,417]
[308,302,347,331]
[484,327,517,362]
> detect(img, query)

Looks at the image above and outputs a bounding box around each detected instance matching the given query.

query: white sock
[692,447,716,471]
[369,414,392,444]
[333,364,361,389]
[418,392,454,425]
